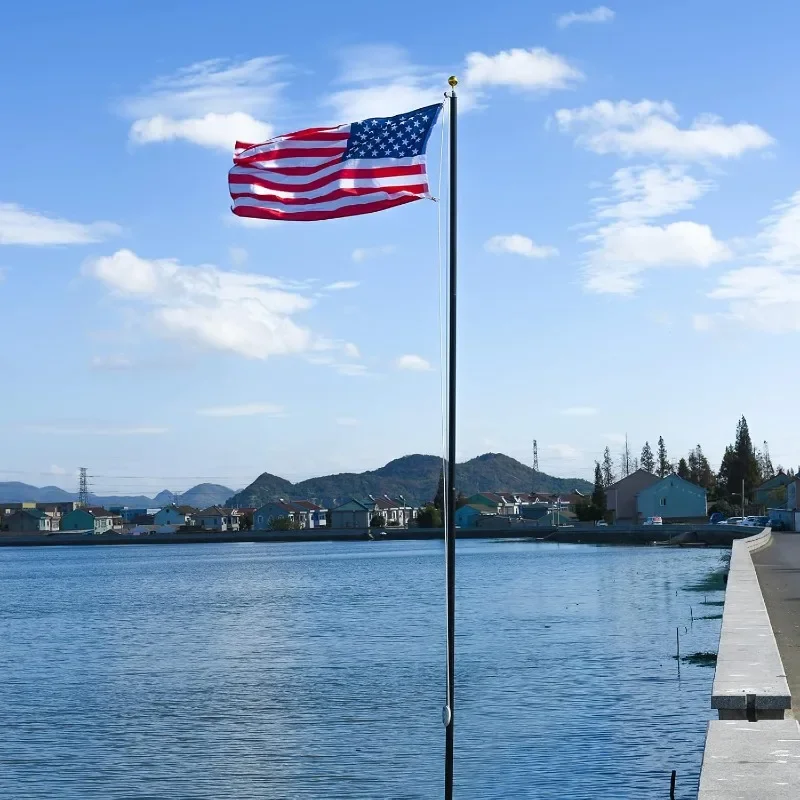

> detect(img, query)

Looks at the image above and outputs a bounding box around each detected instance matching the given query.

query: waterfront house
[465,493,519,516]
[291,500,327,528]
[368,496,414,527]
[196,507,241,532]
[606,470,660,522]
[3,509,56,533]
[153,505,191,526]
[330,499,371,529]
[455,504,486,528]
[253,501,307,530]
[756,471,793,507]
[60,507,116,534]
[636,475,707,522]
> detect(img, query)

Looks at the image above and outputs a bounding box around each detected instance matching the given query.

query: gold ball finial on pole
[448,75,458,88]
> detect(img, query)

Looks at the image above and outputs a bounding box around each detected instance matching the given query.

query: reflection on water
[0,540,723,799]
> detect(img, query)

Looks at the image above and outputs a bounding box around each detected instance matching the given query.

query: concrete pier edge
[697,529,800,798]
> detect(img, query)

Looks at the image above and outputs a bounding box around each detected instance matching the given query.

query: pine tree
[602,446,616,487]
[677,458,690,479]
[620,435,632,478]
[759,440,775,482]
[657,436,671,478]
[718,416,761,498]
[640,442,655,473]
[592,462,606,512]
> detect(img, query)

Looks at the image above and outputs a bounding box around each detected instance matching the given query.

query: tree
[718,416,761,500]
[758,440,775,482]
[269,516,301,531]
[619,435,632,478]
[641,442,655,474]
[655,436,671,478]
[690,444,715,491]
[631,456,640,473]
[456,492,468,509]
[602,447,616,487]
[575,501,603,522]
[677,458,690,479]
[592,462,606,512]
[370,513,386,528]
[416,503,442,528]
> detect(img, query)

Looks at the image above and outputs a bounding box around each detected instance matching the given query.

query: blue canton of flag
[343,104,442,160]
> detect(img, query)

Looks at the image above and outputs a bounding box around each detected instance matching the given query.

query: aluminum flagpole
[443,74,458,800]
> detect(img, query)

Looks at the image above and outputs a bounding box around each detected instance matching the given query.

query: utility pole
[742,478,746,519]
[532,439,539,495]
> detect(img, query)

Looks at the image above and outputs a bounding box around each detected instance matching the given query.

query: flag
[229,104,442,222]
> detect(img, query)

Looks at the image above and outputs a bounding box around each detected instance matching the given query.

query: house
[60,507,116,534]
[291,500,328,528]
[368,496,415,527]
[119,507,160,523]
[253,501,307,530]
[757,471,794,507]
[153,505,191,526]
[455,504,487,528]
[606,470,661,521]
[465,493,519,516]
[330,499,371,529]
[196,507,241,532]
[636,475,707,522]
[3,508,56,533]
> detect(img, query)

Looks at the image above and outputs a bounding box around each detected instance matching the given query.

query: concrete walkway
[752,533,800,716]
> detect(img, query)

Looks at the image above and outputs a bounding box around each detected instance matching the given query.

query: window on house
[660,497,667,506]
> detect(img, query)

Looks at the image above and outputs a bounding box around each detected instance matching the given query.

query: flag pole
[444,74,458,800]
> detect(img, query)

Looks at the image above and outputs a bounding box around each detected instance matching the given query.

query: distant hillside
[227,453,592,508]
[0,481,233,509]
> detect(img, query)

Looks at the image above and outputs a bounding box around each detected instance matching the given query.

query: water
[0,540,724,799]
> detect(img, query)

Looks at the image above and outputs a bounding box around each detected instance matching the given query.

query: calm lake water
[0,540,725,799]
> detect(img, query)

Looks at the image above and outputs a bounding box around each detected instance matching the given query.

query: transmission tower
[78,467,89,507]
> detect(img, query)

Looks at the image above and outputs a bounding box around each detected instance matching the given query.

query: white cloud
[595,165,712,221]
[196,403,283,417]
[343,342,361,358]
[585,220,731,294]
[129,112,273,150]
[49,464,68,475]
[122,57,284,149]
[84,249,324,359]
[27,424,168,436]
[485,234,558,259]
[555,99,774,160]
[465,47,583,91]
[546,443,582,460]
[91,355,133,370]
[557,6,615,28]
[395,354,433,371]
[704,192,800,332]
[336,417,359,427]
[561,407,598,416]
[324,281,360,291]
[352,245,396,262]
[0,203,121,246]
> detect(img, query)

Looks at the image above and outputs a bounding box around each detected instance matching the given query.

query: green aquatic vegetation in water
[674,652,717,667]
[702,600,725,606]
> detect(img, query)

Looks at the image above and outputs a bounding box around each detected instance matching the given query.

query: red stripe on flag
[232,195,421,222]
[228,164,426,193]
[230,183,429,206]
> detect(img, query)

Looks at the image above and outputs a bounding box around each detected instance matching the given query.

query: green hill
[227,452,591,508]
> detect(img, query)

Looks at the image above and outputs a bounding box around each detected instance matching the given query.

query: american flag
[229,104,442,222]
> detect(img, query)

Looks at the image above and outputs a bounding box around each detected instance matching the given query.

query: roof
[198,506,236,516]
[606,469,661,492]
[177,505,196,514]
[332,498,370,512]
[757,473,793,491]
[292,500,323,511]
[639,474,707,496]
[11,508,47,519]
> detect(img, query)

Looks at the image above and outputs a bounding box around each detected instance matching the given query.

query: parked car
[709,512,725,524]
[721,516,744,526]
[745,516,770,528]
[595,521,608,527]
[768,518,787,531]
[643,516,663,526]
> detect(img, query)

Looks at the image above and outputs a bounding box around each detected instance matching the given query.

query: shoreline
[0,524,756,548]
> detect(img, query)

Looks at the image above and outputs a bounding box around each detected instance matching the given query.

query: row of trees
[578,417,781,521]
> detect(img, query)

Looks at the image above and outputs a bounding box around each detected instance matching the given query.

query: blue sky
[1,0,799,496]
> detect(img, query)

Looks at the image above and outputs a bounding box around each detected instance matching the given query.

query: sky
[1,0,799,496]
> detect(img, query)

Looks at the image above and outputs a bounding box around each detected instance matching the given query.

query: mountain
[0,482,234,509]
[227,453,592,508]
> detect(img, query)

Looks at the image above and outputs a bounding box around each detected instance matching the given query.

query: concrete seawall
[697,529,800,798]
